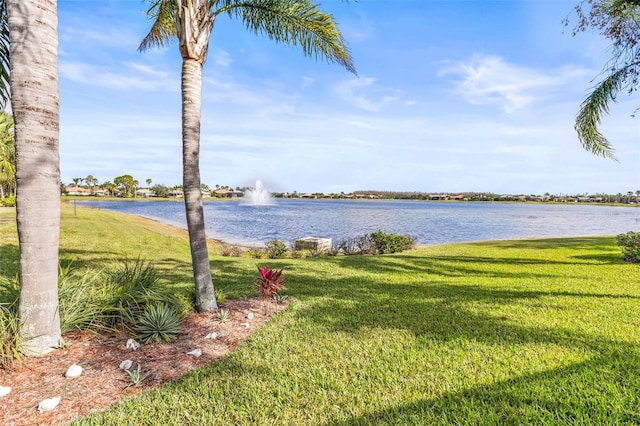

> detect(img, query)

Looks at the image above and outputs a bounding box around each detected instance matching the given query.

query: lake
[76,199,640,247]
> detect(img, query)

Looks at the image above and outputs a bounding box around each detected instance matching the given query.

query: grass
[2,204,640,424]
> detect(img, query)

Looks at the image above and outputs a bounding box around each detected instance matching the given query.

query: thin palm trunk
[8,0,62,355]
[182,58,217,312]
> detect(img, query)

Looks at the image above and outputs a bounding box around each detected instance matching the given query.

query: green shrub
[369,231,416,254]
[220,244,243,257]
[335,235,375,255]
[107,258,189,328]
[246,248,267,259]
[0,196,15,207]
[265,239,289,259]
[334,232,416,255]
[616,231,640,263]
[134,302,181,344]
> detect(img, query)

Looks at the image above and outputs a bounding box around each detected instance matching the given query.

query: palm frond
[217,0,356,74]
[575,67,630,161]
[139,0,178,51]
[0,0,10,109]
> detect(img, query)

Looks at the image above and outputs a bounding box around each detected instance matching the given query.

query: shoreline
[62,203,622,252]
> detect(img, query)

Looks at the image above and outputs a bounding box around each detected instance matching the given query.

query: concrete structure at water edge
[295,237,332,253]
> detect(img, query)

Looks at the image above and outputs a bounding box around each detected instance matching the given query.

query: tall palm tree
[140,0,355,312]
[7,0,62,354]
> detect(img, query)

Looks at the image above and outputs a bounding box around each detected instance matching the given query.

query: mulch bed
[0,298,287,426]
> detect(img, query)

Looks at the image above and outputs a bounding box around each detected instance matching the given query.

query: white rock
[204,332,217,340]
[65,364,83,378]
[126,338,140,351]
[241,322,250,329]
[0,386,11,397]
[119,359,133,370]
[38,396,61,412]
[247,312,254,320]
[186,348,202,357]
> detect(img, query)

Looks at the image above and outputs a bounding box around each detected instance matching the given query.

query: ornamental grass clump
[616,231,640,263]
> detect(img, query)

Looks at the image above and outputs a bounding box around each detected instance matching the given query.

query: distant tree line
[60,174,245,199]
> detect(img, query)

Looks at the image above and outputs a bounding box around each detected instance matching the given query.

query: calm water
[77,199,640,247]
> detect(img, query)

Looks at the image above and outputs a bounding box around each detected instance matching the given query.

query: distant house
[65,186,91,196]
[169,190,184,198]
[136,189,155,198]
[214,189,243,198]
[429,194,448,200]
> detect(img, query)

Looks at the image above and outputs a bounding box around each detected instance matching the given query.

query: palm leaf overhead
[569,0,639,159]
[140,0,355,74]
[575,67,629,161]
[222,0,355,74]
[139,0,177,50]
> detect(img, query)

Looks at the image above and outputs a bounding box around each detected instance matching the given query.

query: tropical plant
[0,112,15,198]
[214,287,227,303]
[254,265,288,299]
[0,275,21,369]
[124,364,150,387]
[216,308,229,323]
[139,0,355,313]
[566,0,640,159]
[134,302,182,344]
[150,183,171,198]
[114,174,137,198]
[0,300,21,369]
[0,194,14,206]
[57,263,113,334]
[8,0,62,355]
[100,181,117,196]
[616,231,640,262]
[107,258,189,328]
[85,174,99,194]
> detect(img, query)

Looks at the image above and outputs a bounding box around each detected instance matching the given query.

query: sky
[56,0,639,195]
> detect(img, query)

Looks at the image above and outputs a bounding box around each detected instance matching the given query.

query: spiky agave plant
[134,303,182,344]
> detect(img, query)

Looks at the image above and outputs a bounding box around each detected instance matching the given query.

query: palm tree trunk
[182,58,217,313]
[8,0,61,355]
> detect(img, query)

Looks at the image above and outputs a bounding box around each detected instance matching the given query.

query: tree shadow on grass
[480,236,617,251]
[287,275,639,346]
[324,347,640,425]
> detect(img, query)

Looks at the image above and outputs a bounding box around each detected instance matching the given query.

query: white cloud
[59,61,178,92]
[438,54,590,114]
[332,77,400,112]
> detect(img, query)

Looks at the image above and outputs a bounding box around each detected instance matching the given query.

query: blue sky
[57,1,639,195]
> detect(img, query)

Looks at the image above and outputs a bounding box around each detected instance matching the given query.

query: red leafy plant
[254,265,288,299]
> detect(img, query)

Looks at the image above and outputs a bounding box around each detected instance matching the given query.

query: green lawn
[2,205,640,425]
